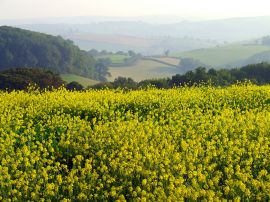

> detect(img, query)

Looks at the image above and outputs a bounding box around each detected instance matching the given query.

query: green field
[109,58,181,81]
[172,44,270,67]
[61,74,100,87]
[96,54,130,64]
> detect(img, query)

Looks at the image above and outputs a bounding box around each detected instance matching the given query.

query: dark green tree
[0,68,65,90]
[66,81,84,91]
[0,26,110,81]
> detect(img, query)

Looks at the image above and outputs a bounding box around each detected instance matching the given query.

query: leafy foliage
[172,62,270,86]
[94,62,270,89]
[0,26,109,81]
[0,68,64,90]
[66,81,84,91]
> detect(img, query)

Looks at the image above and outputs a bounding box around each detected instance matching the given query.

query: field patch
[173,44,270,67]
[109,58,181,81]
[71,34,156,47]
[61,74,100,87]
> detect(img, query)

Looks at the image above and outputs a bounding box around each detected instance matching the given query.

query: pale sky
[0,0,270,20]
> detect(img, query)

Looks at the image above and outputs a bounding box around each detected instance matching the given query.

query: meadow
[61,74,100,87]
[109,58,181,81]
[172,44,270,67]
[0,84,270,201]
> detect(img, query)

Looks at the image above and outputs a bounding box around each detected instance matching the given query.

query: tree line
[92,62,270,89]
[0,68,65,90]
[1,63,270,91]
[0,67,90,91]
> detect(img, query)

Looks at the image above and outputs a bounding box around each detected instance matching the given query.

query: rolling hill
[14,16,270,42]
[172,44,270,68]
[108,58,182,81]
[7,16,270,56]
[239,50,270,66]
[69,34,217,54]
[61,74,100,87]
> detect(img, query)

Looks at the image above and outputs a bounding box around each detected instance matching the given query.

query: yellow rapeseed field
[0,84,270,201]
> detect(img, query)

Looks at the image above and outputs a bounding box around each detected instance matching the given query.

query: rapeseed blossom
[0,84,270,200]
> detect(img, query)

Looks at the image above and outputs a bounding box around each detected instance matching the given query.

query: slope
[109,58,182,81]
[172,44,270,68]
[61,74,100,87]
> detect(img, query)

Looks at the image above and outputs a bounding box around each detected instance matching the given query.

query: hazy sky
[0,0,270,20]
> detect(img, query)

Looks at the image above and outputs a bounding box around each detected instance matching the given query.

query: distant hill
[13,16,270,41]
[0,26,109,81]
[7,16,270,54]
[109,58,182,82]
[173,44,270,68]
[236,50,270,66]
[68,34,217,54]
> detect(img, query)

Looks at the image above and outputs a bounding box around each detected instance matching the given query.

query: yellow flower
[78,193,87,200]
[142,179,147,186]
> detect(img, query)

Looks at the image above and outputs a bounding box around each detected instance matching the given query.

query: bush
[0,67,65,90]
[66,81,84,91]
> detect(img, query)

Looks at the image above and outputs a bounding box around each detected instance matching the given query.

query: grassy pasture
[61,74,100,87]
[172,44,270,67]
[109,58,181,81]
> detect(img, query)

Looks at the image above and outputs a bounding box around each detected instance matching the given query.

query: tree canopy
[0,68,65,90]
[0,26,109,81]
